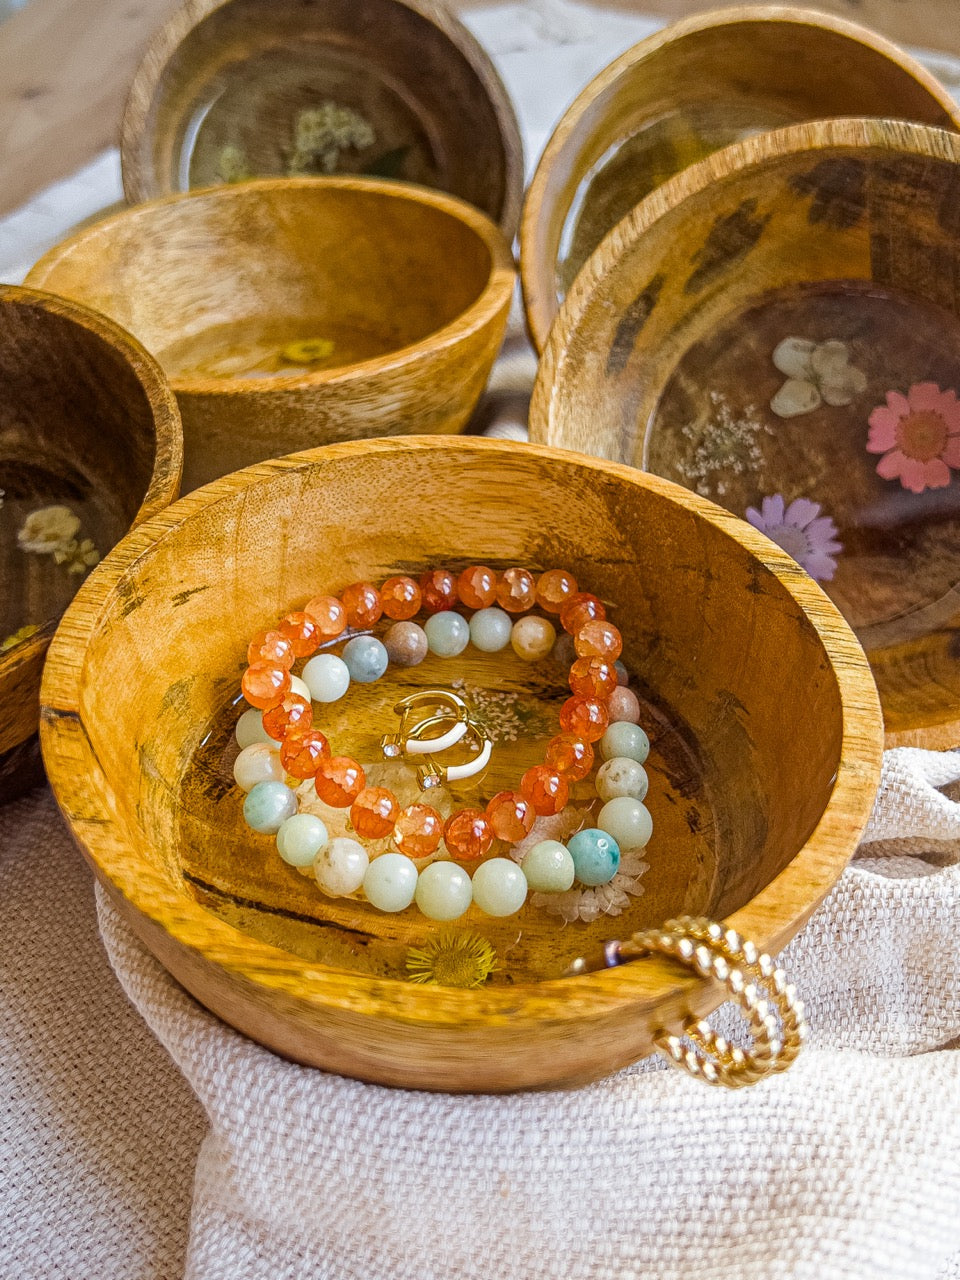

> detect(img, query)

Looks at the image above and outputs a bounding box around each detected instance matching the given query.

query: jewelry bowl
[25,177,515,492]
[0,286,181,805]
[530,118,960,749]
[40,436,882,1090]
[120,0,523,235]
[521,5,960,352]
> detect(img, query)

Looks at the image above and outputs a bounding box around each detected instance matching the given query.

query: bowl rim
[520,5,960,353]
[25,176,517,399]
[118,0,525,235]
[0,283,182,686]
[39,435,883,1029]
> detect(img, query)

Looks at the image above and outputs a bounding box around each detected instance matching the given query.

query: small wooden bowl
[26,178,515,492]
[120,0,523,235]
[39,437,882,1091]
[0,286,181,804]
[521,5,960,352]
[529,118,960,749]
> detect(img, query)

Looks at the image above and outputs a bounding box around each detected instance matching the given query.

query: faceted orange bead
[485,791,535,842]
[394,803,443,857]
[303,595,347,640]
[314,756,365,807]
[341,582,382,629]
[496,567,536,613]
[559,695,609,742]
[419,569,457,614]
[241,663,291,710]
[544,732,594,781]
[262,692,312,740]
[457,565,498,609]
[247,629,295,670]
[380,576,422,621]
[569,656,618,699]
[351,787,400,839]
[536,569,578,614]
[574,619,623,661]
[279,611,320,657]
[520,765,569,816]
[560,593,606,635]
[443,808,495,860]
[280,729,330,778]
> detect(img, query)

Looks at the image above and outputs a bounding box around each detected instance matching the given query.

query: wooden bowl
[521,6,960,352]
[26,178,515,493]
[39,436,882,1091]
[0,286,181,804]
[529,118,960,749]
[120,0,523,235]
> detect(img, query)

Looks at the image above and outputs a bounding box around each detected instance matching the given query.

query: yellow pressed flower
[405,930,497,988]
[281,338,336,365]
[1,624,40,653]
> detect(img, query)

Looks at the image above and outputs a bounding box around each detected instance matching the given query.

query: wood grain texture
[521,5,960,353]
[529,117,960,749]
[119,0,524,235]
[25,176,515,491]
[0,285,181,801]
[39,435,883,1091]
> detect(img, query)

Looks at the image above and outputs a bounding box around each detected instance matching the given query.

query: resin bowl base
[531,118,960,749]
[40,437,881,1091]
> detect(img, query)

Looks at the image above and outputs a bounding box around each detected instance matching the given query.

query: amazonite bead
[596,757,648,803]
[600,721,650,764]
[343,635,389,683]
[243,780,297,834]
[236,707,274,748]
[302,653,350,702]
[415,861,472,920]
[289,675,312,703]
[567,828,620,886]
[521,840,575,893]
[276,813,329,866]
[315,836,368,896]
[597,797,652,850]
[469,607,512,652]
[425,610,470,657]
[234,742,285,791]
[614,660,629,687]
[472,857,528,917]
[363,853,418,912]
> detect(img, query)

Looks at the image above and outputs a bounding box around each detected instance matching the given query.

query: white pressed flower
[510,806,593,864]
[531,852,649,922]
[53,537,100,575]
[17,505,81,554]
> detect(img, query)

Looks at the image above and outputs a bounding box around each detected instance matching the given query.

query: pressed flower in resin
[405,931,497,988]
[17,505,80,554]
[745,494,843,582]
[532,852,649,924]
[867,382,960,494]
[770,337,867,418]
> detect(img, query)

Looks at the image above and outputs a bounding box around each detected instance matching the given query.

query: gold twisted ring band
[618,916,807,1088]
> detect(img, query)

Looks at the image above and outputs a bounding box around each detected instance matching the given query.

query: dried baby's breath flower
[17,505,81,555]
[53,537,100,575]
[406,930,497,988]
[678,392,770,498]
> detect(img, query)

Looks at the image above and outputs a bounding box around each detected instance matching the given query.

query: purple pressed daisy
[745,494,843,582]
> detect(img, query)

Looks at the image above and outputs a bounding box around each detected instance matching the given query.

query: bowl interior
[533,121,960,744]
[124,0,518,228]
[524,13,959,348]
[46,441,859,986]
[0,292,164,669]
[27,182,497,387]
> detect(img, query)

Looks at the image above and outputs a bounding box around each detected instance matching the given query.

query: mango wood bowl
[529,118,960,749]
[521,5,960,352]
[120,0,523,235]
[39,436,882,1091]
[0,286,181,804]
[26,177,515,493]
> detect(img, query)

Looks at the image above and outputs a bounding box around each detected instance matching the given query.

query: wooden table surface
[1,0,959,220]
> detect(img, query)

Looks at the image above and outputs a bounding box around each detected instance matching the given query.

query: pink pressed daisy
[745,494,843,582]
[866,382,960,494]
